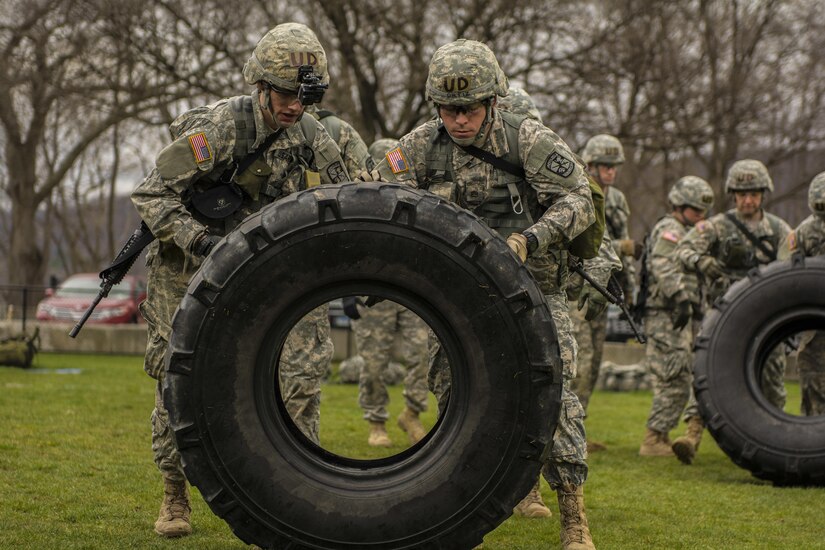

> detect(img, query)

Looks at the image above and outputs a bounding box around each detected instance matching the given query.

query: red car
[36,273,147,324]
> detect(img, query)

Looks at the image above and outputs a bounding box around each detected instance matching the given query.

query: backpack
[0,327,40,369]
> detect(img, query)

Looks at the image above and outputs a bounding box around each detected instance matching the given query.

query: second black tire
[694,254,825,485]
[164,182,563,548]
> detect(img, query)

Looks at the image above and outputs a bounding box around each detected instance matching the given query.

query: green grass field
[2,353,823,549]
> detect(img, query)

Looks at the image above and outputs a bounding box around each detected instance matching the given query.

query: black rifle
[570,261,646,344]
[69,221,155,338]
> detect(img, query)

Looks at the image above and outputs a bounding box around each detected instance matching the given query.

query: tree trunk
[6,142,47,286]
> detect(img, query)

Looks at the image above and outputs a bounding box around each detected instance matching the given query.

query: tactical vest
[188,96,318,233]
[718,212,784,272]
[421,112,604,259]
[423,111,538,238]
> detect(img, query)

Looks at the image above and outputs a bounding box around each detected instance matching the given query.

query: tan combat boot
[672,416,704,465]
[513,479,552,518]
[638,427,675,457]
[154,478,192,537]
[557,484,595,550]
[368,421,392,447]
[397,407,426,444]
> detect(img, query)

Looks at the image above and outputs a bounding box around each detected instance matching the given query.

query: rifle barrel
[69,291,105,338]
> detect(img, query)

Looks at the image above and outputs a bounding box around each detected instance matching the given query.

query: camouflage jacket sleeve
[582,231,622,289]
[371,123,434,188]
[519,119,595,253]
[648,216,690,302]
[780,215,825,260]
[606,186,631,244]
[131,104,234,253]
[304,118,352,185]
[673,216,720,272]
[336,119,370,176]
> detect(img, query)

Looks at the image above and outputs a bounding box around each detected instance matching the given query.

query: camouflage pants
[683,323,788,419]
[428,289,587,490]
[643,310,693,433]
[569,304,608,413]
[352,301,429,423]
[797,331,825,416]
[761,345,787,410]
[278,305,334,444]
[142,255,331,480]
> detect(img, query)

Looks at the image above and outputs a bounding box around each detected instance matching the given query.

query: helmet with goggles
[243,23,329,104]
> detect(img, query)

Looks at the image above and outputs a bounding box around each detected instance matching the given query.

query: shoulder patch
[695,220,709,233]
[326,161,347,184]
[788,231,797,251]
[545,151,574,177]
[188,132,212,163]
[661,230,679,243]
[386,147,409,174]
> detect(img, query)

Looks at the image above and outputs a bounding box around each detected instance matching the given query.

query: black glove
[192,232,220,257]
[342,296,363,320]
[670,291,693,331]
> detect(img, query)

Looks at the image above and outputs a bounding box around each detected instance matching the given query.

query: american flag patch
[188,132,212,163]
[662,231,679,243]
[788,231,797,251]
[386,147,408,174]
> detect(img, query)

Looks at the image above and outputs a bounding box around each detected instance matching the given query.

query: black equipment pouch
[189,183,244,219]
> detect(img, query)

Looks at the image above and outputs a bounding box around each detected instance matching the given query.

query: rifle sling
[226,128,284,182]
[724,212,777,262]
[459,144,526,178]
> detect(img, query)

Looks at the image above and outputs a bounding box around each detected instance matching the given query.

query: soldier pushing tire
[162,182,563,549]
[694,254,825,486]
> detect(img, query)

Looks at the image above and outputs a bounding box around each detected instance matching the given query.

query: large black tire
[164,182,563,548]
[694,254,825,485]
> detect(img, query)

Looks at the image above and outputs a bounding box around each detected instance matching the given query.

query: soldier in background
[498,85,544,123]
[348,138,431,448]
[569,134,639,451]
[779,171,825,416]
[638,177,714,457]
[131,23,348,537]
[672,159,791,464]
[367,39,598,550]
[307,105,371,175]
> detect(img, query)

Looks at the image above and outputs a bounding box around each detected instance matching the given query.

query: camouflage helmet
[497,86,543,123]
[724,159,773,193]
[368,138,398,164]
[668,176,715,212]
[243,23,329,92]
[807,171,825,215]
[582,134,625,165]
[426,39,508,106]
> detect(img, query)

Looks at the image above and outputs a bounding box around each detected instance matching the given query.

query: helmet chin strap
[259,83,273,113]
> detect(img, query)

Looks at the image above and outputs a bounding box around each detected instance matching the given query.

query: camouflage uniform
[132,23,349,488]
[779,171,825,415]
[643,177,714,435]
[571,136,636,412]
[675,160,791,410]
[373,40,595,491]
[308,105,371,175]
[498,85,544,123]
[353,139,429,428]
[352,300,430,421]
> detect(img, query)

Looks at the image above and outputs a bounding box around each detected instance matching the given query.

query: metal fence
[0,285,51,333]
